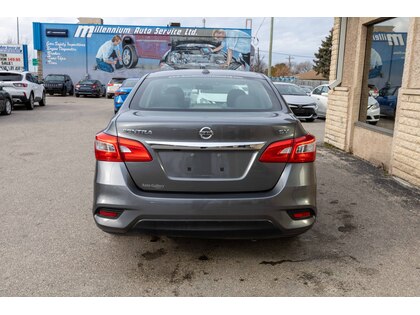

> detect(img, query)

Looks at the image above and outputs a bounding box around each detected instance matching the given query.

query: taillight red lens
[95,132,152,162]
[98,209,121,218]
[115,91,127,96]
[259,134,316,163]
[287,209,314,220]
[118,137,152,162]
[259,139,294,163]
[95,132,122,162]
[107,83,113,86]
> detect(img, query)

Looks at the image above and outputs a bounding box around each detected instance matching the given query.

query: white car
[0,71,46,110]
[311,84,380,125]
[106,77,126,99]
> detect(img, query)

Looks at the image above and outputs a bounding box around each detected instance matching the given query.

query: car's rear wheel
[61,88,66,96]
[75,94,80,98]
[39,92,46,106]
[1,98,12,115]
[49,92,54,96]
[26,93,35,110]
[106,94,112,99]
[69,86,74,96]
[122,44,138,68]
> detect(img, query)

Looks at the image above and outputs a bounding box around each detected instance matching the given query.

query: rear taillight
[259,134,316,163]
[97,209,122,218]
[118,137,152,162]
[115,91,128,96]
[107,83,113,86]
[92,84,97,89]
[287,209,314,220]
[95,132,121,162]
[13,83,28,87]
[95,132,152,162]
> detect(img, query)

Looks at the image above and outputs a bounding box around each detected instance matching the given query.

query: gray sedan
[274,82,318,122]
[93,70,317,238]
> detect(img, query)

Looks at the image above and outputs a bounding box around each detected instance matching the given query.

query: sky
[0,16,334,70]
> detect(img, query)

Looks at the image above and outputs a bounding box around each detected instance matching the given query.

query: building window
[360,17,409,130]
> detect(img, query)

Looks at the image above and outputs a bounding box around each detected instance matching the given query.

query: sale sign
[0,44,28,71]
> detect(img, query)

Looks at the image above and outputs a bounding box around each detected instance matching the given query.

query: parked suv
[0,71,46,110]
[106,77,126,98]
[44,74,74,96]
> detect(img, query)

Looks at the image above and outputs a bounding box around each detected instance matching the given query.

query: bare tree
[253,49,267,74]
[292,61,313,74]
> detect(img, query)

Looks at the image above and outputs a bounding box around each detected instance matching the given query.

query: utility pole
[286,55,294,71]
[202,18,206,28]
[268,17,274,77]
[17,17,20,45]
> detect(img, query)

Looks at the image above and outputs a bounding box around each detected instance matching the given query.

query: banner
[33,23,252,85]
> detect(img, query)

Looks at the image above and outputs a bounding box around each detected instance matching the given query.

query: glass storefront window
[360,17,409,130]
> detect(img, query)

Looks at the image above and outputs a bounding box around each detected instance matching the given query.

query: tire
[26,93,35,110]
[122,44,138,68]
[61,88,67,96]
[69,86,74,96]
[368,121,378,125]
[1,98,12,115]
[106,94,112,99]
[49,92,54,96]
[39,92,46,106]
[306,118,315,122]
[75,94,80,98]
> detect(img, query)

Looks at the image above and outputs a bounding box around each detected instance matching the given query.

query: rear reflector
[95,132,152,162]
[97,209,121,218]
[259,134,316,163]
[287,210,314,220]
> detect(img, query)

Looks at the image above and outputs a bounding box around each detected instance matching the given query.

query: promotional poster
[0,44,28,71]
[33,23,252,85]
[369,31,407,90]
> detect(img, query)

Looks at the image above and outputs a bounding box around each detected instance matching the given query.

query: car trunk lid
[116,110,296,193]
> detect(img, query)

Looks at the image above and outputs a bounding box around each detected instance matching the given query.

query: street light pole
[17,17,20,45]
[268,17,274,77]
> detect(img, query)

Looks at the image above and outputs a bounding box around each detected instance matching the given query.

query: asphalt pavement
[0,96,419,296]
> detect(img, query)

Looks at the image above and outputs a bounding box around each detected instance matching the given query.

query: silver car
[93,70,317,238]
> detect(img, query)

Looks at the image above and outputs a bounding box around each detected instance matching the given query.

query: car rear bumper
[93,161,317,238]
[1,88,27,102]
[76,90,100,95]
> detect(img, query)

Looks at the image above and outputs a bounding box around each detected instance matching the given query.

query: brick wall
[391,89,420,186]
[324,87,350,150]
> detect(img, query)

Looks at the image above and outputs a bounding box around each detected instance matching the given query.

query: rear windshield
[274,84,307,96]
[110,78,126,84]
[79,80,95,84]
[122,79,139,88]
[45,75,65,81]
[130,76,282,111]
[0,73,23,81]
